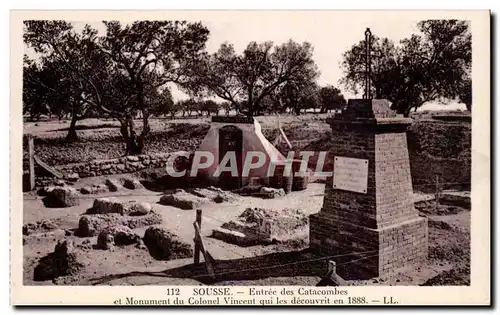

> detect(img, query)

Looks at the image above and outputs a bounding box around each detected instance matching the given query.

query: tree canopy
[24,20,210,153]
[191,40,320,117]
[340,20,471,115]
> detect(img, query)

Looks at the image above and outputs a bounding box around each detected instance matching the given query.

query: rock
[54,180,66,186]
[33,239,84,281]
[65,229,72,236]
[143,227,193,260]
[23,219,58,236]
[23,223,36,236]
[213,195,224,203]
[43,186,80,207]
[125,201,152,216]
[159,190,211,210]
[89,199,151,216]
[100,164,112,171]
[191,187,235,203]
[92,184,109,194]
[207,186,224,193]
[37,186,55,196]
[116,164,126,171]
[143,159,151,166]
[80,184,108,195]
[136,243,147,250]
[105,179,122,192]
[78,214,120,237]
[127,156,139,162]
[66,173,80,182]
[78,211,163,237]
[122,178,144,190]
[254,187,285,199]
[80,187,93,194]
[211,227,252,246]
[96,225,140,250]
[159,194,194,210]
[126,211,163,229]
[234,184,263,195]
[87,197,126,215]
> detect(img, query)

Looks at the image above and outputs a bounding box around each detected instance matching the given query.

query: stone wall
[54,153,174,178]
[410,153,471,192]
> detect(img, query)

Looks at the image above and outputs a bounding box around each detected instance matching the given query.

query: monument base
[309,212,428,279]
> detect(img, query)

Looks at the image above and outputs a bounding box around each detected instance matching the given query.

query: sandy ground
[23,174,326,286]
[22,173,470,286]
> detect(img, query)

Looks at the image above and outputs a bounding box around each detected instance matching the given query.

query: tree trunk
[137,108,150,155]
[247,92,254,117]
[65,104,79,142]
[293,106,301,116]
[120,115,141,156]
[247,106,253,117]
[403,108,411,118]
[66,115,79,142]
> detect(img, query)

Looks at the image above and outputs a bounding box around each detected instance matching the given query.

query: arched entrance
[218,125,243,189]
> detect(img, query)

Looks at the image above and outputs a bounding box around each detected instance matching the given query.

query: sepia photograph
[10,9,490,306]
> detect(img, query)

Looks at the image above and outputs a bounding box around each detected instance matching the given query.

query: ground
[22,112,471,286]
[22,174,470,286]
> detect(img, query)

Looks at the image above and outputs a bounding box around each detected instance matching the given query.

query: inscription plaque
[333,156,369,194]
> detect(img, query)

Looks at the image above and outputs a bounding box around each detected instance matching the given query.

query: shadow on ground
[89,249,331,285]
[49,123,120,132]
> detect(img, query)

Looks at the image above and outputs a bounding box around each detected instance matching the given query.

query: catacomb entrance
[218,125,243,189]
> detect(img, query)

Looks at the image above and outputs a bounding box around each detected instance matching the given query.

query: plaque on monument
[333,156,369,194]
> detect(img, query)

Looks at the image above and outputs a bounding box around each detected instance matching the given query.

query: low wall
[54,153,174,178]
[409,153,471,192]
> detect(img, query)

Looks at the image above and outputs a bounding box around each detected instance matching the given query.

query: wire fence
[186,249,382,281]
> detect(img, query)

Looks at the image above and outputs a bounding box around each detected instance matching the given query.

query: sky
[24,12,466,111]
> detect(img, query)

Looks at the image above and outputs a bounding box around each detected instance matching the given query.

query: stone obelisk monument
[309,29,428,279]
[309,99,428,278]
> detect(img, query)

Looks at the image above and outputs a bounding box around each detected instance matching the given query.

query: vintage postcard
[10,10,490,306]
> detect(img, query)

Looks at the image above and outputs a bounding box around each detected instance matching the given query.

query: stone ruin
[38,175,147,208]
[211,207,309,247]
[143,227,193,260]
[77,198,163,237]
[158,187,236,210]
[33,239,85,282]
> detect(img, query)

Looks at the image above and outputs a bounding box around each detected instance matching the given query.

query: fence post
[194,209,202,264]
[28,136,35,190]
[328,261,336,278]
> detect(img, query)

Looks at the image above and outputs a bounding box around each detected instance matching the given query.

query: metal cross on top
[363,28,373,100]
[354,28,381,99]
